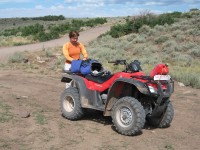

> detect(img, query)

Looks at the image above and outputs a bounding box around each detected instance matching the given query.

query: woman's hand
[82,57,87,61]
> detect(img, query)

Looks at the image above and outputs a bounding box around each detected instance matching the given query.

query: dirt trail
[0,25,110,62]
[0,69,200,150]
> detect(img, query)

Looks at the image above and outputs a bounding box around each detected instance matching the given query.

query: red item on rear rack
[150,63,169,78]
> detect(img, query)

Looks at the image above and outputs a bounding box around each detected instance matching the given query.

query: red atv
[60,60,174,136]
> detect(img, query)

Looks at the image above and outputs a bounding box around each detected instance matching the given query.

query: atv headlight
[148,86,157,94]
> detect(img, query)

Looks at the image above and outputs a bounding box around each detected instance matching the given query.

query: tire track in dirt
[0,25,110,62]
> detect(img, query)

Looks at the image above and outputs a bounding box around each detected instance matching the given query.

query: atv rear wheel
[111,97,145,136]
[147,101,174,128]
[60,87,84,120]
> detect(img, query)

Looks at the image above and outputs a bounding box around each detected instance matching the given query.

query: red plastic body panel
[82,72,145,92]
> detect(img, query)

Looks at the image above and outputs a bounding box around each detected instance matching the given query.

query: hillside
[87,10,200,88]
[1,10,199,88]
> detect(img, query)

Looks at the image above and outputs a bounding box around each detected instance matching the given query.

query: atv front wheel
[111,97,145,136]
[147,101,174,128]
[60,87,84,120]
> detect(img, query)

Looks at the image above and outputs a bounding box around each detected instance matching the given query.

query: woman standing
[63,31,88,72]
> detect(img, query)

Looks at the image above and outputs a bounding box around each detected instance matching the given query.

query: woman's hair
[69,31,79,38]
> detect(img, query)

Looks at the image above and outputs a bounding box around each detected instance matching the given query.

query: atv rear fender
[104,78,148,116]
[61,74,90,106]
[61,74,104,110]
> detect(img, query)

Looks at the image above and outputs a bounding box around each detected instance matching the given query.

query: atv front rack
[132,75,174,118]
[131,75,174,105]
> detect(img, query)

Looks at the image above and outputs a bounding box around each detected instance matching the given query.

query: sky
[0,0,200,18]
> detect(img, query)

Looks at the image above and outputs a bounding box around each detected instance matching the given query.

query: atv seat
[85,74,113,84]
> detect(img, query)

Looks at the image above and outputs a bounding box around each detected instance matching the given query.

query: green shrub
[147,28,157,36]
[189,74,200,88]
[132,35,146,43]
[175,34,185,42]
[189,46,200,57]
[186,28,200,36]
[157,13,175,25]
[143,45,159,53]
[163,40,177,48]
[45,49,54,57]
[109,24,127,38]
[139,25,151,34]
[108,12,177,38]
[182,42,197,50]
[175,54,193,66]
[56,56,65,67]
[34,31,49,42]
[169,51,180,59]
[132,44,145,54]
[169,11,182,18]
[140,54,162,65]
[71,18,107,28]
[32,15,65,21]
[34,31,59,42]
[8,52,25,63]
[1,28,19,36]
[84,18,107,27]
[191,17,200,26]
[126,34,138,42]
[182,12,193,18]
[155,35,170,44]
[172,30,182,37]
[170,24,182,31]
[182,10,200,18]
[154,25,165,32]
[0,17,107,43]
[21,23,44,36]
[171,69,200,89]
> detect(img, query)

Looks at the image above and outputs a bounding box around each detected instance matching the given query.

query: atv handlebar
[108,59,142,73]
[108,60,129,72]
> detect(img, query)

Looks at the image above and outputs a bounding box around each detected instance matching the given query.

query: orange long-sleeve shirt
[63,42,88,64]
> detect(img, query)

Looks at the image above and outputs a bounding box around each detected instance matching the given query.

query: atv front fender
[104,78,148,116]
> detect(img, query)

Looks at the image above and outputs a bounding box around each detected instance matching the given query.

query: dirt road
[0,69,200,150]
[0,25,110,62]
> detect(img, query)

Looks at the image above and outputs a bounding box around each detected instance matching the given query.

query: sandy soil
[0,69,199,150]
[0,25,200,150]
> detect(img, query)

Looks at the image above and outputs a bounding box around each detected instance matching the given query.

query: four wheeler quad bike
[60,60,174,136]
